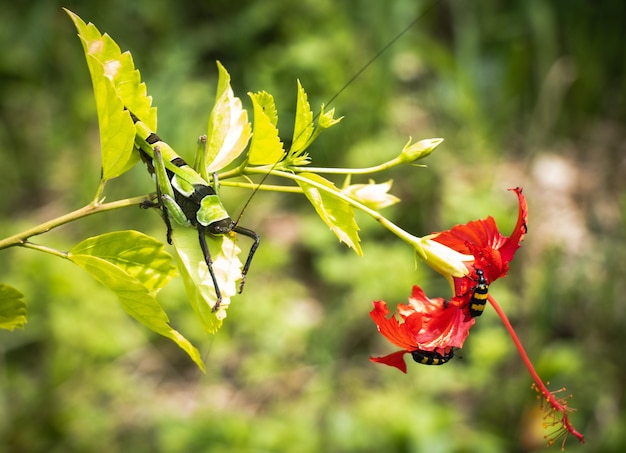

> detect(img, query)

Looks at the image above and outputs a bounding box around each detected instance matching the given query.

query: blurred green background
[1,0,624,451]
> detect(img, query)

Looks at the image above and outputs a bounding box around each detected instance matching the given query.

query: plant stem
[20,241,69,259]
[0,195,150,251]
[248,168,425,258]
[292,156,404,175]
[488,294,585,445]
[219,181,303,193]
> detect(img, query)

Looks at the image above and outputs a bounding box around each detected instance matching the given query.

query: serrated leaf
[202,61,252,176]
[0,284,27,331]
[68,231,205,371]
[171,227,243,334]
[66,9,156,126]
[89,70,138,180]
[253,91,279,126]
[290,80,314,154]
[246,91,284,165]
[65,9,156,179]
[69,231,177,292]
[297,172,362,255]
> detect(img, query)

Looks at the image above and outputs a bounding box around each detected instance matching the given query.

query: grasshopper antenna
[233,0,441,227]
[324,0,441,109]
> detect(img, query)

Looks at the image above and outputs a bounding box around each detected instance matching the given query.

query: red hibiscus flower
[371,188,528,371]
[369,286,473,373]
[370,187,584,447]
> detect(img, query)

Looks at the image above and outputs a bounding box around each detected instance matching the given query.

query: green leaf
[68,231,205,371]
[65,9,157,179]
[253,91,279,126]
[290,80,314,154]
[0,284,27,331]
[69,231,177,291]
[89,72,138,180]
[201,61,252,176]
[297,172,362,255]
[246,91,284,165]
[171,227,243,334]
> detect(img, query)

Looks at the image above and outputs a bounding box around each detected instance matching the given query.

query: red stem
[488,294,585,445]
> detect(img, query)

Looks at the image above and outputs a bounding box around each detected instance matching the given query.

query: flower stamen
[532,383,583,449]
[490,293,585,447]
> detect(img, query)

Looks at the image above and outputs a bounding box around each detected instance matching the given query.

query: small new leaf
[68,231,205,371]
[171,227,243,334]
[202,61,252,176]
[318,105,343,130]
[247,91,285,165]
[297,172,362,255]
[0,284,27,331]
[290,80,314,154]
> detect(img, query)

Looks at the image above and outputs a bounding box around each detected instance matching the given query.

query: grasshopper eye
[207,218,234,235]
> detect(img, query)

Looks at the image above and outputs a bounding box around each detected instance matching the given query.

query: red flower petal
[433,216,504,253]
[498,187,528,263]
[432,187,528,284]
[369,301,423,350]
[416,299,475,349]
[400,285,444,316]
[370,351,409,373]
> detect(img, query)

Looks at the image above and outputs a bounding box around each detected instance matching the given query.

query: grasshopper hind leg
[233,225,260,293]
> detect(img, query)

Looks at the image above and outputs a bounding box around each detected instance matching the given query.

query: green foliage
[66,8,155,180]
[297,172,362,255]
[246,91,285,165]
[202,61,252,176]
[291,80,314,153]
[68,231,204,370]
[0,284,27,330]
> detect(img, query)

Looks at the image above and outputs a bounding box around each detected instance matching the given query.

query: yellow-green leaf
[246,91,284,165]
[171,227,243,334]
[90,71,138,180]
[202,61,252,176]
[297,172,362,255]
[65,9,156,179]
[68,231,204,371]
[290,80,314,154]
[0,284,27,331]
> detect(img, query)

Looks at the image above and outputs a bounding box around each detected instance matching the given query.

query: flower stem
[246,168,426,259]
[292,156,404,175]
[488,294,585,446]
[219,181,303,194]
